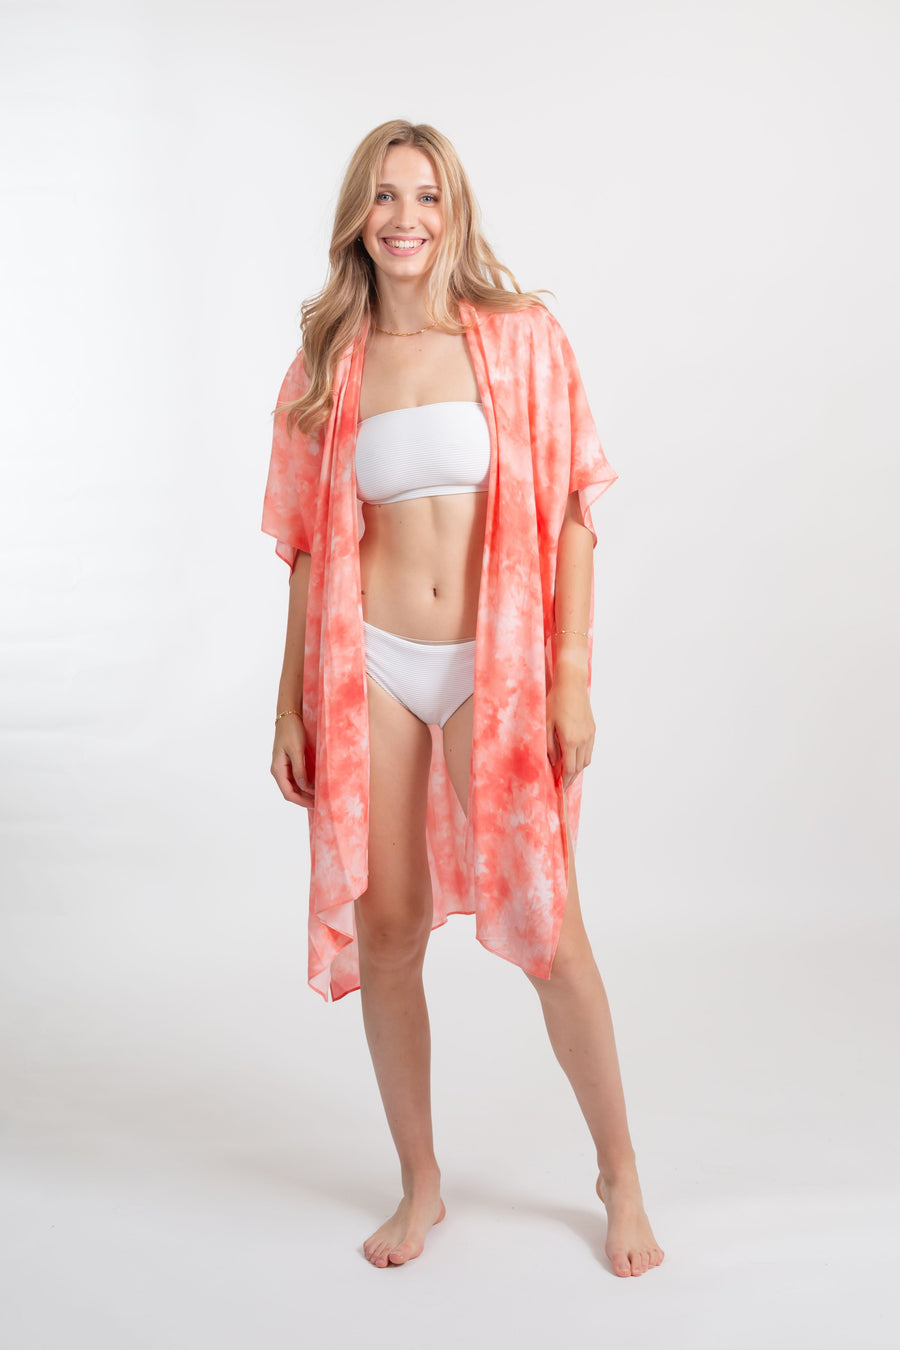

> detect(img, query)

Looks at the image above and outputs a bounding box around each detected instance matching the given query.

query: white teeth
[384,239,423,249]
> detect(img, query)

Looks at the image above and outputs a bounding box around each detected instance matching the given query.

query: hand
[546,674,595,792]
[271,715,315,809]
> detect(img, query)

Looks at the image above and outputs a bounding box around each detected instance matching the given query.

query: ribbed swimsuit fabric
[355,400,488,725]
[361,621,477,728]
[355,400,490,504]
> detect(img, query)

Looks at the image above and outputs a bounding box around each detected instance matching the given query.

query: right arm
[270,550,315,808]
[262,349,321,808]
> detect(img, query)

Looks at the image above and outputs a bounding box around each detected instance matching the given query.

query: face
[360,143,443,279]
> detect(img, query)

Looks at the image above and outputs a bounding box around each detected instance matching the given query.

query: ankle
[401,1163,442,1195]
[597,1151,638,1188]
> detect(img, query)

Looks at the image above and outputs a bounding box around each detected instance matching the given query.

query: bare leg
[525,813,664,1276]
[355,674,445,1268]
[442,707,663,1277]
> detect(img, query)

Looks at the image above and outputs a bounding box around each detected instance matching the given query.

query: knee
[355,899,432,970]
[525,931,595,995]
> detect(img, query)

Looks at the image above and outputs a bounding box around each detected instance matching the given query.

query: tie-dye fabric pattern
[261,302,618,1001]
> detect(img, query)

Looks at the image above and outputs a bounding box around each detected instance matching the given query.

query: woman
[262,120,664,1277]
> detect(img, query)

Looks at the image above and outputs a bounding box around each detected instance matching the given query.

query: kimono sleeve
[260,351,323,574]
[547,312,619,548]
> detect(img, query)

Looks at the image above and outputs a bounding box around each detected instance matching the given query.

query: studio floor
[2,906,896,1349]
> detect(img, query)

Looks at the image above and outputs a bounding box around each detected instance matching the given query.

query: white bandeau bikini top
[355,400,490,506]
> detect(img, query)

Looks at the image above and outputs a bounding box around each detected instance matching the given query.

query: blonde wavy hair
[275,119,553,436]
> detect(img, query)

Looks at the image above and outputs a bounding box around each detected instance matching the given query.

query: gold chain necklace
[374,321,438,337]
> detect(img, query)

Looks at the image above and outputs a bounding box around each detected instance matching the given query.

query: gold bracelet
[555,628,589,637]
[275,708,302,723]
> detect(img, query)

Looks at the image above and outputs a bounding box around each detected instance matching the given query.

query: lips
[381,237,427,256]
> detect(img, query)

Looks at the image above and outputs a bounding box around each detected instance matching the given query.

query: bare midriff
[359,491,487,641]
[357,327,486,643]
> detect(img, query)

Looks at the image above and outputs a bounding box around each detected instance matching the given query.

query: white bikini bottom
[362,620,476,728]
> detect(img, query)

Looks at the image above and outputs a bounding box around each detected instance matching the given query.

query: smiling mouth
[381,237,427,251]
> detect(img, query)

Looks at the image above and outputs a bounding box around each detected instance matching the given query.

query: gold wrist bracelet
[275,708,302,723]
[555,629,589,637]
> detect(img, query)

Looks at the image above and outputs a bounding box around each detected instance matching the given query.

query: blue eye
[375,192,439,204]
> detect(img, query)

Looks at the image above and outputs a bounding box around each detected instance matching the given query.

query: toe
[612,1253,630,1277]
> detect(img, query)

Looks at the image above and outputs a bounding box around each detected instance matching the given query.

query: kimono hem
[261,301,618,1001]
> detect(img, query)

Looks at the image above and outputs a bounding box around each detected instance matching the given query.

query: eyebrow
[376,182,440,190]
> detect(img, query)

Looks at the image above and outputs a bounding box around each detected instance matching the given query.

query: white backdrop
[3,1,898,1345]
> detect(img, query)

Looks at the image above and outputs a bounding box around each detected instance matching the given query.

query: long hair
[275,119,554,436]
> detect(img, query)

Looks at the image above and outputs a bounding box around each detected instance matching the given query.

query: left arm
[547,491,596,790]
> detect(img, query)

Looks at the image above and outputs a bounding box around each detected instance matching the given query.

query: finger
[292,771,315,798]
[275,777,307,805]
[546,718,557,763]
[271,761,315,805]
[285,750,314,794]
[274,771,306,804]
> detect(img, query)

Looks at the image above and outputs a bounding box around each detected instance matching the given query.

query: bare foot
[596,1169,665,1277]
[363,1182,446,1268]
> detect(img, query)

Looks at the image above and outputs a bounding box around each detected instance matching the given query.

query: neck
[373,277,434,334]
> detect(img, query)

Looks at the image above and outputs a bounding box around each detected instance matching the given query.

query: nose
[391,196,420,231]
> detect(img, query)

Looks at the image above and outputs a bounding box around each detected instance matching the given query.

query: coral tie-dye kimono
[261,300,618,1002]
